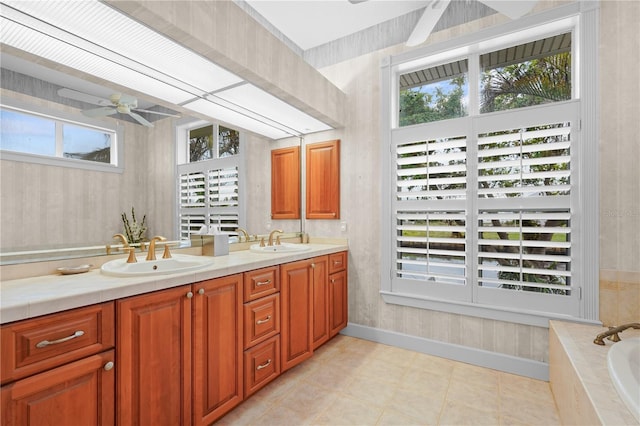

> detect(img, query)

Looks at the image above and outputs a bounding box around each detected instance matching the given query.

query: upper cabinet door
[306,140,340,220]
[271,146,300,219]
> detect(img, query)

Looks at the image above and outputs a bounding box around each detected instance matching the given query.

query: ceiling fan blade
[406,0,451,47]
[480,0,537,19]
[128,111,154,128]
[133,108,181,118]
[58,88,111,106]
[82,106,117,118]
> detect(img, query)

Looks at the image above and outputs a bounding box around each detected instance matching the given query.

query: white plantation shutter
[474,103,579,315]
[178,160,240,239]
[388,102,580,315]
[392,120,469,301]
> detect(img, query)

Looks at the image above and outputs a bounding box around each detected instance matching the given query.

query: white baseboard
[340,323,549,381]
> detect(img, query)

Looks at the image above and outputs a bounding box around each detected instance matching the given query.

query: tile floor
[216,335,561,426]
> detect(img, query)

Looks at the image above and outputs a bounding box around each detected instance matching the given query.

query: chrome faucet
[146,236,167,261]
[267,229,283,246]
[593,323,640,345]
[236,227,249,242]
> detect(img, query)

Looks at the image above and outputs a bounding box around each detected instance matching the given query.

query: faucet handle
[276,236,281,246]
[125,247,137,264]
[162,243,174,259]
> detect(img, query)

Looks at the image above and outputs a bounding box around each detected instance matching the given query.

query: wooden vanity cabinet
[1,302,115,426]
[117,274,243,426]
[271,146,300,220]
[243,267,281,397]
[311,256,330,350]
[280,258,315,372]
[328,252,348,337]
[306,139,340,220]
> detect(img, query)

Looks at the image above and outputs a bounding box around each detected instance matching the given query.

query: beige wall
[598,0,640,326]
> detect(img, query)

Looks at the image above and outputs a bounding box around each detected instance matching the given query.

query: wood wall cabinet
[117,275,243,426]
[1,303,116,426]
[271,146,300,219]
[306,139,340,219]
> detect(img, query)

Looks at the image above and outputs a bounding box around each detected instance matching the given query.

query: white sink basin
[250,243,311,254]
[101,254,212,277]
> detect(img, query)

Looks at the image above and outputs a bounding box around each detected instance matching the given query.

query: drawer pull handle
[256,315,272,325]
[256,359,272,370]
[256,279,272,287]
[36,330,84,348]
[333,261,342,265]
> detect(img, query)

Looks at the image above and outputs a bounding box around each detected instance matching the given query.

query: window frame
[0,97,123,173]
[175,119,246,241]
[380,3,599,327]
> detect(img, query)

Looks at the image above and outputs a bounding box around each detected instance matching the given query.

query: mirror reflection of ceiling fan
[57,88,180,128]
[350,0,538,46]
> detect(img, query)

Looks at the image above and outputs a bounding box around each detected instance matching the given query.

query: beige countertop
[0,243,348,324]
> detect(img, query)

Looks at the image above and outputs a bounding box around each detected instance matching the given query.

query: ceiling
[244,0,429,50]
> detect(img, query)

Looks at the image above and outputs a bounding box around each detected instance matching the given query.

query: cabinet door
[329,270,348,337]
[271,146,300,219]
[117,286,192,426]
[280,259,313,372]
[311,256,330,350]
[2,350,115,426]
[193,274,243,425]
[306,139,340,219]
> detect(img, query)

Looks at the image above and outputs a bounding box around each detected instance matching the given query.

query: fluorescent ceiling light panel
[0,17,194,105]
[183,99,293,140]
[214,84,332,134]
[2,0,243,94]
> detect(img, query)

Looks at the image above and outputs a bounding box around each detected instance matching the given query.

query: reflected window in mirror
[177,121,245,240]
[0,102,120,171]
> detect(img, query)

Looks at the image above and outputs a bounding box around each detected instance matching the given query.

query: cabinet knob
[331,279,335,283]
[311,263,316,269]
[104,361,114,371]
[198,288,205,295]
[186,291,194,299]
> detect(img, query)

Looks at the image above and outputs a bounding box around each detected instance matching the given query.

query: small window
[0,105,118,167]
[189,124,240,162]
[480,33,572,113]
[398,59,468,126]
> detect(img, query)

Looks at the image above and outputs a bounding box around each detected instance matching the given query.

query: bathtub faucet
[593,323,640,345]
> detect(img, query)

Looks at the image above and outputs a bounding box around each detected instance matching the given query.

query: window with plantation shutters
[177,122,243,240]
[381,13,598,324]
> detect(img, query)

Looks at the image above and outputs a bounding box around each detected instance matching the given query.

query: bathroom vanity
[0,244,348,425]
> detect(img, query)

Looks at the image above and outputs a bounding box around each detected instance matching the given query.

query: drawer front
[243,294,280,349]
[244,266,279,302]
[243,335,280,397]
[328,251,347,274]
[1,302,115,384]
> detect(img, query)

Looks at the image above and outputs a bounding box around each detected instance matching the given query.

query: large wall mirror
[0,52,303,264]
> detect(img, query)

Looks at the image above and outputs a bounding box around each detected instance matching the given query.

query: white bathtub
[608,336,640,424]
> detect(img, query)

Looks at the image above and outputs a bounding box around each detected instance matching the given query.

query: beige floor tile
[377,408,431,426]
[369,344,418,367]
[500,392,561,425]
[400,368,451,399]
[451,362,500,391]
[388,387,444,425]
[355,357,411,385]
[303,361,358,390]
[446,379,500,413]
[250,371,303,406]
[343,373,399,406]
[439,400,500,426]
[256,404,319,426]
[214,397,271,425]
[312,393,384,425]
[277,381,337,419]
[498,372,555,405]
[408,353,456,379]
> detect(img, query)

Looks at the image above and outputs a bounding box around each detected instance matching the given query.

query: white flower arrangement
[121,207,147,244]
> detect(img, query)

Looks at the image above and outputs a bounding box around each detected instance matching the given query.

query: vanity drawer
[243,294,280,349]
[244,266,279,302]
[1,302,115,384]
[328,251,347,274]
[244,335,280,397]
